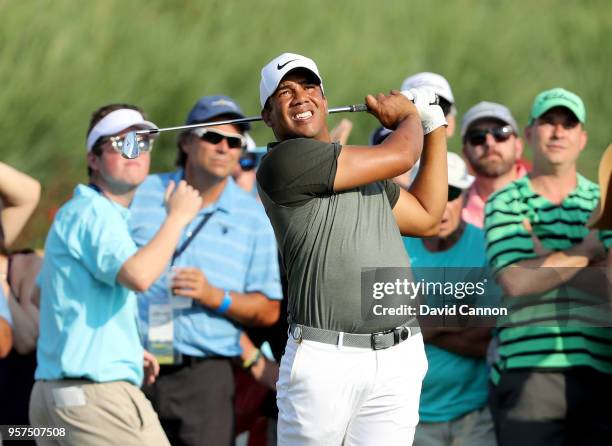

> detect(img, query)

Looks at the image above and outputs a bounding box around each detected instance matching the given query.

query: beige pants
[414,406,496,446]
[29,379,169,446]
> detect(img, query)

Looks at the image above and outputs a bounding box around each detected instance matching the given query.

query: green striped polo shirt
[484,174,612,384]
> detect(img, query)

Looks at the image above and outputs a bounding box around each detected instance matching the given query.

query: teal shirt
[404,223,491,422]
[35,185,142,385]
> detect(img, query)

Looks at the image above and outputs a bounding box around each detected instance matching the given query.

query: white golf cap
[86,108,157,151]
[259,52,324,108]
[409,152,474,190]
[460,101,518,139]
[401,72,455,104]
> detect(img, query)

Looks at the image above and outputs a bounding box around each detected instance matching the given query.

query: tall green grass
[1,0,611,246]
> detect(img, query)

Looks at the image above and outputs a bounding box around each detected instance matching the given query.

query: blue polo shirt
[35,185,142,385]
[130,170,282,358]
[404,223,491,422]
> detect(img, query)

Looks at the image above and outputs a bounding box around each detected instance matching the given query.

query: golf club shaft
[134,103,369,136]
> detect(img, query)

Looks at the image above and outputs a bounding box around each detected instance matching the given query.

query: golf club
[121,103,368,159]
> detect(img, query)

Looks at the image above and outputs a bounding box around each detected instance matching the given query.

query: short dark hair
[86,103,146,177]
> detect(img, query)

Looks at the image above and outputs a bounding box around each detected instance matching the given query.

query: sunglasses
[101,135,154,153]
[448,186,463,201]
[465,125,514,146]
[192,128,246,149]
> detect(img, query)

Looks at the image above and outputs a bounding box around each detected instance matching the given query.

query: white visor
[86,108,158,151]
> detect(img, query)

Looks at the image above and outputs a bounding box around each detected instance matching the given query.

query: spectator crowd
[1,53,611,446]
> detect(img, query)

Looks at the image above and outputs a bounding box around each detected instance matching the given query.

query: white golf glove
[401,87,447,135]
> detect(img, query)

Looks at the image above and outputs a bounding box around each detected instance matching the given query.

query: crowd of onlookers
[1,67,611,446]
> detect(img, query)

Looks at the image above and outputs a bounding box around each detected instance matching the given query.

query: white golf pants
[277,332,428,445]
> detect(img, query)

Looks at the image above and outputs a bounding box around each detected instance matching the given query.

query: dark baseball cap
[185,95,250,130]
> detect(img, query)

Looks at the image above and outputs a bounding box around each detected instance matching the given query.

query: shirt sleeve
[383,180,400,208]
[484,193,536,274]
[243,215,283,300]
[599,229,612,250]
[256,139,341,206]
[64,203,138,287]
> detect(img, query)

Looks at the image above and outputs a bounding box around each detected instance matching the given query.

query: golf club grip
[349,104,368,112]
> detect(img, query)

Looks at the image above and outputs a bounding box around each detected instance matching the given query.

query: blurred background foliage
[1,0,611,247]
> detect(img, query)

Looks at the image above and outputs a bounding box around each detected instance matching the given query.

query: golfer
[256,53,448,445]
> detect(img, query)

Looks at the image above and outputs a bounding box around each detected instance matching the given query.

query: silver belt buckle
[291,325,303,343]
[371,330,391,350]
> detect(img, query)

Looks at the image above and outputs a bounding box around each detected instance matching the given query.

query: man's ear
[262,108,273,128]
[578,126,588,153]
[514,136,524,160]
[178,133,191,155]
[523,125,533,145]
[87,151,100,174]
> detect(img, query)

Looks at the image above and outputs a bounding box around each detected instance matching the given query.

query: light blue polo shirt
[130,170,282,358]
[35,185,143,386]
[0,286,12,327]
[404,223,492,422]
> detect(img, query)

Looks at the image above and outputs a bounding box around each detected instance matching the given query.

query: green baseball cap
[528,87,586,125]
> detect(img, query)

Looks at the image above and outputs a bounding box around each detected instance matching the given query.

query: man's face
[525,107,587,168]
[182,123,244,179]
[88,125,151,191]
[438,187,464,239]
[262,70,329,142]
[463,119,523,178]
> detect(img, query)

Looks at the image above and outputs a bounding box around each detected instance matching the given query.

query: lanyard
[170,211,215,265]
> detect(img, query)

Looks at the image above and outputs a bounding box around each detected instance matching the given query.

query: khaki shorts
[29,379,169,446]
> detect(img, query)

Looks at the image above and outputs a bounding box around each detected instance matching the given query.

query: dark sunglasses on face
[192,128,246,149]
[101,135,154,153]
[448,186,463,201]
[465,125,514,146]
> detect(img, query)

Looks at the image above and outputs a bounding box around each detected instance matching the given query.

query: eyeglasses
[465,125,514,146]
[101,135,154,153]
[448,186,463,201]
[192,128,246,149]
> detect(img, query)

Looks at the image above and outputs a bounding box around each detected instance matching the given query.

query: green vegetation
[1,0,611,246]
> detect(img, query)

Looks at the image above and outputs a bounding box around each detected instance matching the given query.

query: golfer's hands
[402,87,447,134]
[171,267,223,309]
[164,180,202,227]
[143,350,160,386]
[366,90,418,130]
